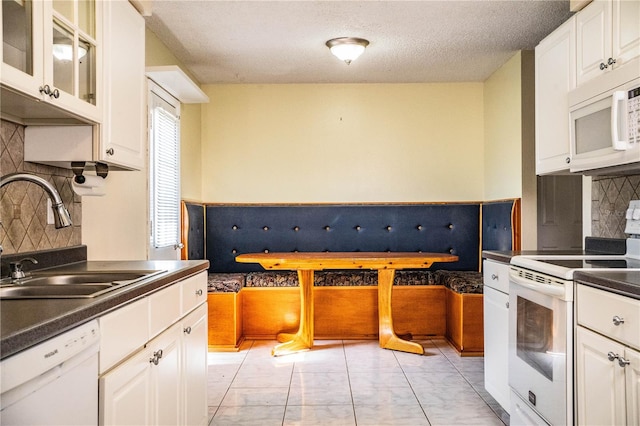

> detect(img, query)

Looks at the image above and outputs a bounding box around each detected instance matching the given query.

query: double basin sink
[0,270,164,299]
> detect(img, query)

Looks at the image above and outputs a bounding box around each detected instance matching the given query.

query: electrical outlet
[47,198,54,225]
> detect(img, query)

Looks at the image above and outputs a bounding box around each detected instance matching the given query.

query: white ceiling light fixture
[326,37,369,65]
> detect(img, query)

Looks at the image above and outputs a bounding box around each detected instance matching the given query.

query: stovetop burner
[535,258,636,269]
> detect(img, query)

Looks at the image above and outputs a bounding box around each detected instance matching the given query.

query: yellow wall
[483,52,523,199]
[82,28,203,260]
[483,51,537,248]
[200,83,485,203]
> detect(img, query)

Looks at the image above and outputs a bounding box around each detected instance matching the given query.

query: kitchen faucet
[0,173,72,229]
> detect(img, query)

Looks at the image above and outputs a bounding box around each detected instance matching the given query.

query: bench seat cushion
[244,270,440,288]
[207,273,246,293]
[435,270,483,294]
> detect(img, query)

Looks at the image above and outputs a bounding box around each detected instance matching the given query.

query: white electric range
[507,200,640,426]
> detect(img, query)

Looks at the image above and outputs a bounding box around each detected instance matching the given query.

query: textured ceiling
[145,0,572,84]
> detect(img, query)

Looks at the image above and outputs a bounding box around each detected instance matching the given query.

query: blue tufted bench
[184,201,519,353]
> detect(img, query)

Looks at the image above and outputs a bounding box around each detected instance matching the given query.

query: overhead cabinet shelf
[146,66,209,104]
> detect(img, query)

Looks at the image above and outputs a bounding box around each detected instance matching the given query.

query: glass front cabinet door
[1,0,101,123]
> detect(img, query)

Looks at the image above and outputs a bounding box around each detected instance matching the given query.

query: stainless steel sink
[0,270,164,299]
[0,284,115,298]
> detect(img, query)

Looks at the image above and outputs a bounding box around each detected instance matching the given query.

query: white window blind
[149,83,180,255]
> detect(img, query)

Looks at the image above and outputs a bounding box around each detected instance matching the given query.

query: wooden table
[236,252,458,356]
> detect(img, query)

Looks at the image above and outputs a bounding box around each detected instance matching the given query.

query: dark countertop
[574,270,640,300]
[0,259,209,360]
[482,249,586,264]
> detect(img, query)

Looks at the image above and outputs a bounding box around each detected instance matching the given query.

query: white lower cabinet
[576,284,640,425]
[99,271,208,426]
[100,322,182,425]
[483,259,510,413]
[182,304,208,426]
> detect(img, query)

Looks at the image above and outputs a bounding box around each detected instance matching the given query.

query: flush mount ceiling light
[326,37,369,65]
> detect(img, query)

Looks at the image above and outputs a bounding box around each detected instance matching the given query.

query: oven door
[509,274,571,426]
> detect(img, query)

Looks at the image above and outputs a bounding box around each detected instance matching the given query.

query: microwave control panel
[629,86,640,144]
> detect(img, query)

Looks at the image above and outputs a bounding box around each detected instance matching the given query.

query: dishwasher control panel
[0,319,100,393]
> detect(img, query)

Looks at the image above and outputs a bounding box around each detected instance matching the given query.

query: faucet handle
[9,257,38,279]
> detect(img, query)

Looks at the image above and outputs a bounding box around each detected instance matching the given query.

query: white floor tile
[354,403,430,425]
[283,404,356,425]
[211,405,285,425]
[220,386,290,406]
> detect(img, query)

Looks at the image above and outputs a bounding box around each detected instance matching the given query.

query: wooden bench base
[445,288,484,355]
[207,285,483,355]
[207,292,244,351]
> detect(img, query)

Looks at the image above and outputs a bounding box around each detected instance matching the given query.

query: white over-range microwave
[569,68,640,175]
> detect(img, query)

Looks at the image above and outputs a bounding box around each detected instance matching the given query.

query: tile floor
[207,338,509,425]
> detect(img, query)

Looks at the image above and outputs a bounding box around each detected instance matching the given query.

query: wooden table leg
[272,269,314,356]
[377,269,424,355]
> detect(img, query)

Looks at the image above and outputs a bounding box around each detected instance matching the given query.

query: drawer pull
[612,315,625,326]
[607,351,618,362]
[195,289,203,296]
[184,326,192,335]
[491,274,498,281]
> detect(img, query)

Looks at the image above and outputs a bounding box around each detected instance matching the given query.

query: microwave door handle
[611,90,628,151]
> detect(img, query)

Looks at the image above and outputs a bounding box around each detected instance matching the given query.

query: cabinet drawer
[181,272,207,315]
[577,284,640,350]
[149,283,181,340]
[99,297,149,373]
[483,259,510,294]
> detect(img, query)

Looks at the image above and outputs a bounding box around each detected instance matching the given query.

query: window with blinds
[148,82,181,259]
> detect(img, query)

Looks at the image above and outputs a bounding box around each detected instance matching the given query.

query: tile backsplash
[591,174,640,238]
[1,120,81,254]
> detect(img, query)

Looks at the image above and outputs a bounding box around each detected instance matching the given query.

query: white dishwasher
[1,320,100,425]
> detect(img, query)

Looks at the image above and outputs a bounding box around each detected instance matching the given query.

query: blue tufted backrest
[482,200,519,252]
[182,200,519,273]
[182,202,205,261]
[203,204,481,273]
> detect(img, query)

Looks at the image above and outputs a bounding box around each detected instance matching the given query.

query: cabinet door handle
[184,326,192,335]
[195,289,203,296]
[607,351,618,362]
[39,84,51,95]
[565,157,571,164]
[149,349,164,365]
[618,356,630,368]
[612,315,624,326]
[50,88,60,99]
[505,301,509,309]
[608,57,616,66]
[491,274,498,280]
[106,148,115,156]
[600,62,608,70]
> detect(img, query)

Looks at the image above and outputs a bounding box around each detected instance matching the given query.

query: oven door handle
[510,274,566,297]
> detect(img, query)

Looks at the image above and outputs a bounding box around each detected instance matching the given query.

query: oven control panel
[625,200,640,259]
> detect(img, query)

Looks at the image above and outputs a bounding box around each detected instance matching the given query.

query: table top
[235,252,458,270]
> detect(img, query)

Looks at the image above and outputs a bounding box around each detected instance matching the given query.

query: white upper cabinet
[536,17,576,175]
[101,0,145,170]
[20,0,146,171]
[1,0,102,123]
[576,0,640,86]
